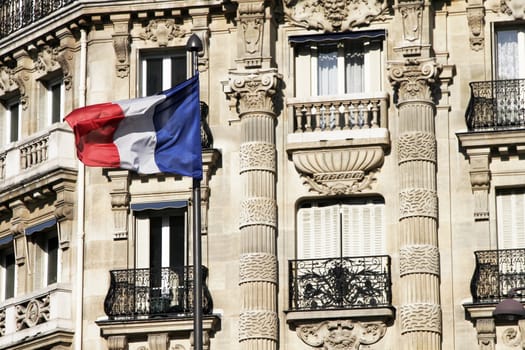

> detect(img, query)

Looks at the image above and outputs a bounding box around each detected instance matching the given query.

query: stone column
[389,58,442,349]
[230,69,279,350]
[228,1,280,349]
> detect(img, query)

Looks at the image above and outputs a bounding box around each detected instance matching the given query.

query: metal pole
[186,33,203,350]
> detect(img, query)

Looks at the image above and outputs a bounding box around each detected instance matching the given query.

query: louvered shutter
[341,201,385,257]
[497,189,525,249]
[298,205,340,259]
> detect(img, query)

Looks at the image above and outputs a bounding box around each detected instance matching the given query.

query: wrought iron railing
[471,249,525,303]
[103,266,213,319]
[289,255,391,311]
[0,0,75,39]
[466,79,525,130]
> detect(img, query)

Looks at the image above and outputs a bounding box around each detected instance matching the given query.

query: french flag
[65,75,202,180]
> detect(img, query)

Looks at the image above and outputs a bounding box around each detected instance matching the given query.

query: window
[291,31,384,97]
[496,188,525,249]
[0,248,15,300]
[5,99,21,143]
[28,220,60,289]
[140,49,187,97]
[46,78,64,124]
[495,26,525,80]
[297,198,385,259]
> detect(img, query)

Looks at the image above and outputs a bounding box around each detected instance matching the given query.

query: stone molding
[296,320,387,350]
[283,0,388,32]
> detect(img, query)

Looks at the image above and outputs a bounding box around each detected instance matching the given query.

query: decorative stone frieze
[399,188,438,219]
[112,14,131,78]
[239,253,278,284]
[398,131,436,163]
[400,244,440,276]
[467,5,485,51]
[283,0,388,32]
[239,311,279,342]
[399,303,442,334]
[296,320,387,350]
[501,0,525,18]
[15,295,50,330]
[239,197,276,227]
[239,142,275,173]
[139,19,187,47]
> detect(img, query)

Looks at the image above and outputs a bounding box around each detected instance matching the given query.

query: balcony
[0,0,75,39]
[103,266,213,320]
[0,123,77,203]
[466,79,525,131]
[470,249,525,304]
[288,255,392,312]
[286,93,390,195]
[0,284,74,349]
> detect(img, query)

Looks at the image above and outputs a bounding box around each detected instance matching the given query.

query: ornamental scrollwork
[388,58,441,103]
[239,310,278,341]
[297,320,387,350]
[399,303,442,334]
[139,19,187,47]
[228,70,281,114]
[0,309,5,336]
[283,0,388,32]
[15,295,50,330]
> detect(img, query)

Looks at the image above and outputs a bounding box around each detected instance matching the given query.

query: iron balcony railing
[471,249,525,304]
[466,79,525,131]
[289,255,391,311]
[103,266,213,320]
[0,0,75,39]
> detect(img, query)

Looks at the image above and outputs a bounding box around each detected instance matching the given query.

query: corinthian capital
[228,69,281,115]
[388,58,441,102]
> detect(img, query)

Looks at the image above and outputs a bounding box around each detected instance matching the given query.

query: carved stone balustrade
[0,285,74,349]
[286,93,390,195]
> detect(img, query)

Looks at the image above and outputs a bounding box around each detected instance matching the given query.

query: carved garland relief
[283,0,388,32]
[297,320,387,350]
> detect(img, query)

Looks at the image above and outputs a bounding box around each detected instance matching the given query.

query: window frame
[139,48,188,97]
[45,76,64,125]
[4,97,21,144]
[493,23,525,80]
[0,247,16,301]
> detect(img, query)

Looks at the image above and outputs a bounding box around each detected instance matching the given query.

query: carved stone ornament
[475,318,495,350]
[297,320,387,350]
[113,35,130,78]
[501,0,525,19]
[238,2,265,67]
[228,70,281,114]
[0,309,5,336]
[107,170,130,240]
[502,326,521,347]
[0,65,28,108]
[139,19,187,47]
[283,0,388,32]
[15,295,50,330]
[292,146,383,195]
[467,5,485,51]
[388,58,441,102]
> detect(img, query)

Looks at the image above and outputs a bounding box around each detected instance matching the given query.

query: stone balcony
[286,92,390,195]
[0,284,74,349]
[0,123,77,204]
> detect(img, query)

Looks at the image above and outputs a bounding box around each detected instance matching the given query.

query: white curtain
[497,30,519,80]
[317,45,338,96]
[345,43,364,93]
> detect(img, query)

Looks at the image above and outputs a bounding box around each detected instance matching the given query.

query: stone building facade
[0,0,524,349]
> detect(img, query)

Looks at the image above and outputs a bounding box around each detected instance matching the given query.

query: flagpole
[186,33,203,350]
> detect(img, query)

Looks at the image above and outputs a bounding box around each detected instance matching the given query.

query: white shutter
[341,201,385,257]
[298,205,340,259]
[497,189,525,249]
[135,216,150,268]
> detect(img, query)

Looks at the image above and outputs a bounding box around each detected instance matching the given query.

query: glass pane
[317,44,338,96]
[5,252,15,299]
[146,58,163,96]
[47,235,59,285]
[171,56,187,87]
[345,41,364,93]
[51,83,61,123]
[169,215,185,269]
[10,103,19,142]
[150,217,163,270]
